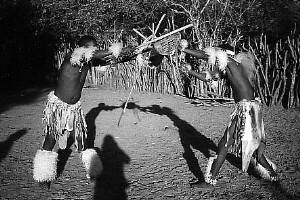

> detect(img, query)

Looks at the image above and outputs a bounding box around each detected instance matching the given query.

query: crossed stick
[117,15,193,126]
[117,84,134,126]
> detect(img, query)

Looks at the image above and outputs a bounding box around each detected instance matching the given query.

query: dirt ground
[0,87,299,200]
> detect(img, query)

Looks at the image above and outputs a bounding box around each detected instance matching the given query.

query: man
[179,42,279,186]
[33,35,135,189]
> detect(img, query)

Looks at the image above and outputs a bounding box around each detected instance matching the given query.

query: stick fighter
[179,41,279,186]
[33,35,137,188]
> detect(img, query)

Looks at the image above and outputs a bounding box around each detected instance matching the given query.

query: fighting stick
[117,84,134,126]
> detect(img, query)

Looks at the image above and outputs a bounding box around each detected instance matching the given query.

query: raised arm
[179,40,238,74]
[116,46,152,63]
[91,50,113,66]
[187,70,210,82]
[182,64,219,82]
[182,48,209,61]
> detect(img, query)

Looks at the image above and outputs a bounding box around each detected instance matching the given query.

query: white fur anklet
[205,173,217,186]
[253,157,279,182]
[33,150,58,182]
[81,148,103,180]
[205,156,217,186]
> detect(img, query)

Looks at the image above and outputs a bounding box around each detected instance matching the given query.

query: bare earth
[0,87,299,200]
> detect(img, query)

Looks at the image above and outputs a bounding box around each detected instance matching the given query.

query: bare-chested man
[179,43,279,186]
[33,35,128,188]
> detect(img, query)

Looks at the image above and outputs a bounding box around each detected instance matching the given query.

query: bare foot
[39,181,51,190]
[189,178,204,186]
[269,171,279,182]
[191,181,215,189]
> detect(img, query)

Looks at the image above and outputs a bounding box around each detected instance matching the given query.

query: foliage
[1,0,299,108]
[165,0,258,48]
[32,0,170,44]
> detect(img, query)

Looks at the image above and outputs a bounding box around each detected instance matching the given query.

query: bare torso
[225,59,255,102]
[54,54,90,104]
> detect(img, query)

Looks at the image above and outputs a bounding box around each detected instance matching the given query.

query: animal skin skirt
[226,98,266,172]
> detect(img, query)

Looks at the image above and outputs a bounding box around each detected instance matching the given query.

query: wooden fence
[243,34,299,107]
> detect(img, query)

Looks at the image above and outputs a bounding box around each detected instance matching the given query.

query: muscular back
[225,60,255,102]
[55,54,90,104]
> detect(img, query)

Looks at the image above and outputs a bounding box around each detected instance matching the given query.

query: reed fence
[54,34,299,108]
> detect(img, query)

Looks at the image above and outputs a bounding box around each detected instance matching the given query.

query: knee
[217,135,233,153]
[42,134,56,151]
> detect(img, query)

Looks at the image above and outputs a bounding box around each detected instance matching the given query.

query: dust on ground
[0,88,299,200]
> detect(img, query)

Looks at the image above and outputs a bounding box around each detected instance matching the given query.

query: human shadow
[0,87,52,114]
[117,101,141,126]
[85,103,120,148]
[139,104,218,183]
[56,103,120,177]
[93,135,130,200]
[262,180,298,200]
[0,129,27,162]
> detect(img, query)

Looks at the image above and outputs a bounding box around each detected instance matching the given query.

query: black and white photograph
[0,0,299,199]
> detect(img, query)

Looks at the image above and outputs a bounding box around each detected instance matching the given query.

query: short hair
[78,35,97,47]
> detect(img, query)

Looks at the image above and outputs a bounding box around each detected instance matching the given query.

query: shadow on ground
[263,181,298,200]
[85,103,120,148]
[0,129,27,162]
[93,135,130,200]
[55,103,120,178]
[0,87,52,114]
[122,102,218,184]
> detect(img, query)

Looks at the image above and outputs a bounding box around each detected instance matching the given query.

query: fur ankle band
[205,156,217,186]
[33,150,58,182]
[81,148,103,180]
[252,157,279,182]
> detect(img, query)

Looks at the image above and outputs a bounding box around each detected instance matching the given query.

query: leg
[210,130,233,177]
[205,116,237,185]
[76,130,103,180]
[81,148,103,180]
[42,132,56,151]
[33,129,58,189]
[254,153,279,181]
[56,130,73,178]
[182,146,205,184]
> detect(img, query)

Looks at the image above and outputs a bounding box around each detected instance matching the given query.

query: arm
[182,64,219,82]
[182,48,209,61]
[92,50,113,66]
[115,46,153,64]
[187,70,210,82]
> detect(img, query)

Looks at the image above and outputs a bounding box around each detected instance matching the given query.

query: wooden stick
[152,23,155,35]
[133,28,147,40]
[138,24,193,47]
[195,97,234,101]
[117,84,134,126]
[154,14,166,35]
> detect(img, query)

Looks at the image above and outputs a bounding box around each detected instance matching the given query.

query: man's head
[78,35,97,47]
